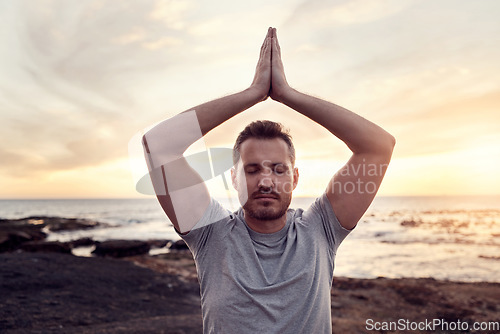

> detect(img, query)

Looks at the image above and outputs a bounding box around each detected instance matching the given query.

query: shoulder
[302,194,337,223]
[179,198,234,248]
[299,194,353,247]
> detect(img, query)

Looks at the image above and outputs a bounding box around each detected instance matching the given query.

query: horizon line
[1,194,500,201]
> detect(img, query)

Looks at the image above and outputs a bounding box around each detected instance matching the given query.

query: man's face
[231,138,298,221]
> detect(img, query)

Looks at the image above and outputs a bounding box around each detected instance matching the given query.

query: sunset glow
[1,0,499,198]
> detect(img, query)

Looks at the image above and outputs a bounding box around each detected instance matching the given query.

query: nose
[258,176,274,193]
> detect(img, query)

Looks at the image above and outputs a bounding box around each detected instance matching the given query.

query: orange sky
[1,0,499,198]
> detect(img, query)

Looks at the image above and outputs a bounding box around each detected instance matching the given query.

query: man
[143,27,395,333]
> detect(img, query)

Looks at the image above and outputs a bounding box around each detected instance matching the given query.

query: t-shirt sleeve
[304,193,353,254]
[177,197,230,258]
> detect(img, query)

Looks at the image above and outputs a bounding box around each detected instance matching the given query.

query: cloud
[0,0,294,183]
[2,1,199,103]
[1,0,500,197]
[0,1,199,179]
[285,0,415,27]
[149,0,194,30]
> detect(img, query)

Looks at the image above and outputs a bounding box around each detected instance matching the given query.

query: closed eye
[273,164,288,175]
[244,167,260,174]
[244,164,261,174]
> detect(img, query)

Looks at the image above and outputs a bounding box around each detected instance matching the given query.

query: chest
[200,225,333,289]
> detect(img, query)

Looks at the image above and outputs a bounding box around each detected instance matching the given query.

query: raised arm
[143,28,273,233]
[269,28,395,230]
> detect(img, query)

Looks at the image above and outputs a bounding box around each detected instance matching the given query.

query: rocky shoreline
[0,216,188,257]
[1,217,499,333]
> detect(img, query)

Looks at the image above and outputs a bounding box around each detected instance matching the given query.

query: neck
[243,211,287,234]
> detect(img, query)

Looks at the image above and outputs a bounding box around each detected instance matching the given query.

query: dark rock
[41,217,100,232]
[68,237,95,248]
[478,255,500,260]
[20,241,72,254]
[147,239,170,249]
[0,216,102,253]
[0,216,101,231]
[0,230,47,252]
[401,219,420,227]
[92,240,151,258]
[169,239,189,250]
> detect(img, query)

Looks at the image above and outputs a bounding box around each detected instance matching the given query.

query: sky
[1,0,499,199]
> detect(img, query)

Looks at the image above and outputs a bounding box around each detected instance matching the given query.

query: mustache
[252,189,280,199]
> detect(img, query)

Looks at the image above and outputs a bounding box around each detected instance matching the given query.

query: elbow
[387,133,396,151]
[381,133,396,160]
[353,132,395,158]
[372,132,396,159]
[382,133,396,156]
[142,134,150,154]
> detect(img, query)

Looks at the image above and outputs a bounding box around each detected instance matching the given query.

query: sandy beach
[1,250,499,333]
[1,216,499,333]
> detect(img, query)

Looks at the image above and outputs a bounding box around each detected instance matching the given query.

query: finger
[272,28,281,57]
[259,28,272,59]
[260,27,272,52]
[271,36,281,62]
[260,38,271,65]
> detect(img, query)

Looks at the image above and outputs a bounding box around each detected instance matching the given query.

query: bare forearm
[144,87,262,164]
[190,87,264,136]
[280,88,395,155]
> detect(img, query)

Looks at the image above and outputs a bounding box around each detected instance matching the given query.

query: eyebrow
[243,162,290,169]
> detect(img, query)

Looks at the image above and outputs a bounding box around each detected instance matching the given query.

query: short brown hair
[233,120,295,165]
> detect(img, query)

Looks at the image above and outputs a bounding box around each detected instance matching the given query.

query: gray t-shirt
[181,193,352,334]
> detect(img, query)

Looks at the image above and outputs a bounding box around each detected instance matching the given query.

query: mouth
[254,194,279,200]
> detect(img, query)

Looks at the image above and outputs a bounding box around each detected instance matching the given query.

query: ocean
[1,195,499,283]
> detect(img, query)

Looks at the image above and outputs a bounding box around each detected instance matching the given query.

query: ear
[292,167,299,190]
[231,167,238,190]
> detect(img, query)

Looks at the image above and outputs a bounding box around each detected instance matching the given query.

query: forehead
[239,138,292,165]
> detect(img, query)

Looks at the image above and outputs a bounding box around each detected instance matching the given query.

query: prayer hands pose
[250,27,290,102]
[143,26,395,233]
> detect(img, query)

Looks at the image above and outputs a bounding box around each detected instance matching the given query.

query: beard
[242,191,292,221]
